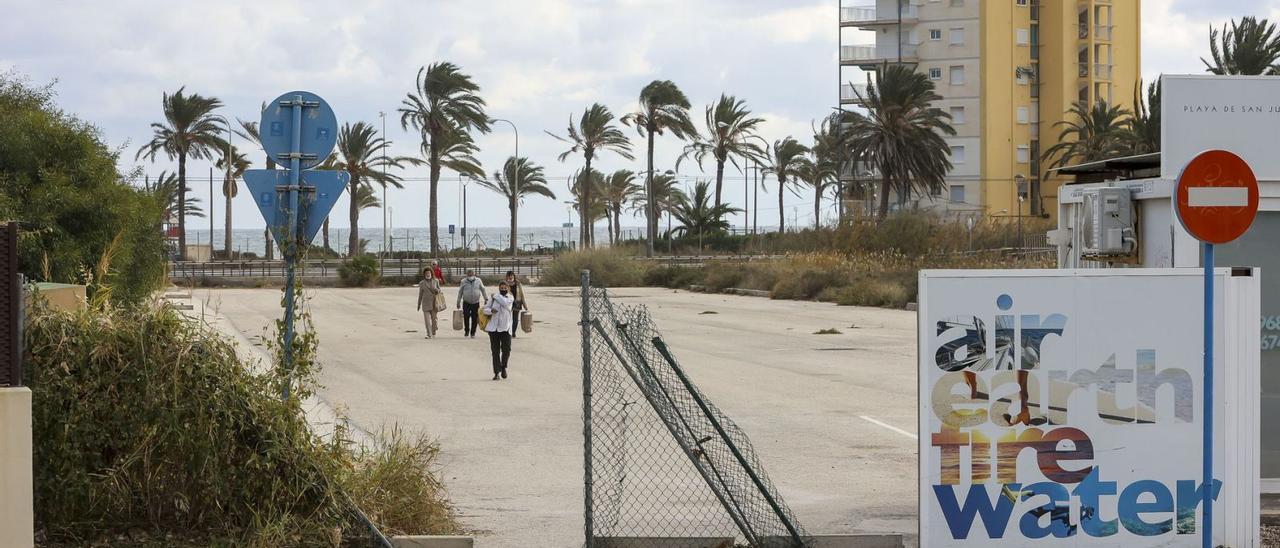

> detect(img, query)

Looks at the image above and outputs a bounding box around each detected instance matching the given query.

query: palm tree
[796,150,837,229]
[1203,17,1280,75]
[474,156,555,254]
[1041,100,1133,172]
[810,113,848,225]
[548,103,634,248]
[404,127,484,251]
[236,115,276,259]
[1124,78,1161,155]
[399,62,491,254]
[354,184,382,212]
[568,168,610,240]
[621,80,697,256]
[136,87,224,259]
[671,180,741,251]
[678,94,766,215]
[148,171,206,222]
[214,146,251,258]
[846,64,955,219]
[601,170,642,245]
[327,122,404,255]
[762,137,809,233]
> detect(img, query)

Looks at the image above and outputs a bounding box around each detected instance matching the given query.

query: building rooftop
[1051,153,1161,183]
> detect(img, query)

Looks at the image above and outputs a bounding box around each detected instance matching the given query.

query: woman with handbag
[504,270,529,338]
[484,281,515,380]
[416,267,445,339]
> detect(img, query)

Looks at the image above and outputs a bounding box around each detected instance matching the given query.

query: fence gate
[0,223,20,387]
[579,270,811,548]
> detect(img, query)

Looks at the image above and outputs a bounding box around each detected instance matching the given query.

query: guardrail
[169,257,550,282]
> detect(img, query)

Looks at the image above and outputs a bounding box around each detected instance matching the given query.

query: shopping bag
[478,308,491,331]
[452,309,464,331]
[434,293,446,312]
[521,311,533,333]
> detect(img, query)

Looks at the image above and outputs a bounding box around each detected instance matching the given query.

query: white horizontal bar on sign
[1189,187,1249,207]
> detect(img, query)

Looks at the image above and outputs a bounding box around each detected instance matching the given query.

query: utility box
[1080,187,1135,257]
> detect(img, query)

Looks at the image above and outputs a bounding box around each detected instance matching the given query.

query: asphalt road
[196,286,920,547]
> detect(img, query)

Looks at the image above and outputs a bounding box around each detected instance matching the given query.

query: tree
[796,150,837,229]
[404,126,483,252]
[327,122,403,255]
[354,183,381,212]
[678,94,766,215]
[1041,100,1133,171]
[474,156,555,254]
[762,137,809,233]
[1124,78,1161,155]
[671,180,741,250]
[235,115,275,259]
[621,80,697,257]
[214,146,250,258]
[601,170,642,245]
[567,168,609,241]
[136,87,224,260]
[810,113,849,225]
[147,171,205,220]
[1203,17,1280,75]
[548,103,634,248]
[398,62,491,254]
[846,64,955,219]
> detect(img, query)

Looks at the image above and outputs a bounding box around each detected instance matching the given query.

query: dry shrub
[540,248,647,287]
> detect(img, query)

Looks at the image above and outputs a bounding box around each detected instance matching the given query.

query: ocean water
[186,226,647,256]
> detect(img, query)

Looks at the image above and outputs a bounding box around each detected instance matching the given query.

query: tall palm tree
[399,62,491,254]
[474,156,555,255]
[1124,78,1161,155]
[762,137,809,233]
[796,151,837,229]
[548,103,634,248]
[148,171,206,222]
[629,172,685,223]
[214,146,251,258]
[354,184,382,212]
[810,113,849,225]
[1041,100,1133,171]
[678,94,766,215]
[846,64,955,220]
[136,87,224,259]
[601,170,642,245]
[326,122,404,255]
[671,180,741,250]
[404,127,484,251]
[568,168,610,241]
[236,115,276,259]
[621,80,697,256]
[1203,17,1280,75]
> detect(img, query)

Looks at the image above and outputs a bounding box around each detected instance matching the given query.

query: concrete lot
[197,286,919,547]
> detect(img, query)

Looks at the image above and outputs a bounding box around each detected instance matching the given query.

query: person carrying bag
[456,269,487,338]
[416,268,444,339]
[503,270,531,336]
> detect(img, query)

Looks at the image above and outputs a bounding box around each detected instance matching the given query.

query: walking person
[504,270,528,338]
[416,267,443,339]
[485,281,515,380]
[457,269,487,338]
[431,259,445,283]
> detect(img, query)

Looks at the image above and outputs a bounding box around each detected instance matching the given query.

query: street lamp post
[213,115,234,260]
[1015,174,1027,249]
[491,119,519,256]
[379,111,387,270]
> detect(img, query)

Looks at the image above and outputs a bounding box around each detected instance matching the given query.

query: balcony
[1095,24,1113,41]
[1078,62,1089,78]
[840,44,919,66]
[840,4,919,28]
[1094,63,1113,80]
[1078,22,1089,39]
[841,83,869,104]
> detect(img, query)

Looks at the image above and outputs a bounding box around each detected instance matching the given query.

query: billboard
[1162,74,1280,181]
[919,269,1260,547]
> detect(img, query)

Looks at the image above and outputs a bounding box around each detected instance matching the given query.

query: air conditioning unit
[1080,187,1136,256]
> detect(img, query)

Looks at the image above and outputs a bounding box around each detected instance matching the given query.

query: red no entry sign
[1175,149,1259,244]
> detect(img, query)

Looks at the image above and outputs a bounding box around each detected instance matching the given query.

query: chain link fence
[580,271,812,548]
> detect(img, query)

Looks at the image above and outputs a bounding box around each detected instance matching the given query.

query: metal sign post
[244,91,348,400]
[1174,149,1259,548]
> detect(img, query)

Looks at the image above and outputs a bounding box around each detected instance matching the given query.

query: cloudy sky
[2,0,1275,232]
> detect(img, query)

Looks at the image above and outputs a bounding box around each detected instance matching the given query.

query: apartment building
[838,0,1141,221]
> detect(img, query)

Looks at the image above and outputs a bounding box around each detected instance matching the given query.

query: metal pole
[493,118,519,257]
[753,164,759,235]
[580,269,594,548]
[282,95,305,401]
[463,177,469,255]
[1202,242,1215,548]
[380,111,387,271]
[209,166,214,259]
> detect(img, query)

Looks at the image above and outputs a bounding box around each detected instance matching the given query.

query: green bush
[643,266,703,289]
[338,255,380,287]
[27,300,458,545]
[540,248,648,287]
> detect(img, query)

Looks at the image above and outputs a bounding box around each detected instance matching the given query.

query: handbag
[434,293,446,312]
[452,309,464,330]
[521,311,533,333]
[478,307,491,331]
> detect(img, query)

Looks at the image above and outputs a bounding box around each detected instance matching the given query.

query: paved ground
[196,286,920,547]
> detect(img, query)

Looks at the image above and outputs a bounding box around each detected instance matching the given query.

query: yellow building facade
[840,0,1141,221]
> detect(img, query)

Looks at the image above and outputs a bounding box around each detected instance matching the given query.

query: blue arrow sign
[259,91,338,170]
[297,170,349,245]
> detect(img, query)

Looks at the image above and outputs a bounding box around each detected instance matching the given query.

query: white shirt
[484,293,514,333]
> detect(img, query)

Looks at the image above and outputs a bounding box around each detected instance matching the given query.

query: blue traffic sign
[448,224,456,235]
[244,170,290,244]
[297,170,349,245]
[259,91,338,170]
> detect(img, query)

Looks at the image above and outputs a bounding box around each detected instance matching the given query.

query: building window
[950,185,966,203]
[950,145,966,163]
[1017,106,1029,124]
[949,66,965,85]
[929,67,943,80]
[929,29,942,41]
[950,28,965,45]
[1017,145,1031,163]
[950,106,966,124]
[1016,0,1028,5]
[1016,29,1030,45]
